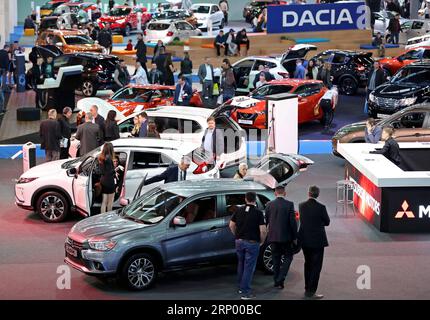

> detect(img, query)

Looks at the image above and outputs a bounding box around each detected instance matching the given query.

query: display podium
[37,65,83,112]
[15,53,26,93]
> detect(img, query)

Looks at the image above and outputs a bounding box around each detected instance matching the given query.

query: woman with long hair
[307,59,318,80]
[104,110,120,142]
[131,115,141,137]
[98,142,116,213]
[164,53,175,85]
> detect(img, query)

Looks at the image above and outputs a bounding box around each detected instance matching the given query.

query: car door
[391,111,429,142]
[407,21,426,40]
[233,59,255,93]
[72,155,95,215]
[162,195,226,267]
[53,55,71,76]
[124,150,175,200]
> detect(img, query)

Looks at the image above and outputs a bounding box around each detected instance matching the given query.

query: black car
[27,49,118,104]
[38,16,60,34]
[367,61,430,118]
[312,50,374,95]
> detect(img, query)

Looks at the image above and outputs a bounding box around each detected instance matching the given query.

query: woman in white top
[255,73,267,89]
[131,61,148,85]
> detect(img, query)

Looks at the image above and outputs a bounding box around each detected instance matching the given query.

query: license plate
[377,113,390,119]
[65,244,78,258]
[238,119,253,125]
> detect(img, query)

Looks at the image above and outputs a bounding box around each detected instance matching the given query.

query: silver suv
[65,153,313,290]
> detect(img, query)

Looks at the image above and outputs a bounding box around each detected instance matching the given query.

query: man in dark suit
[135,33,148,76]
[369,126,402,167]
[58,106,72,159]
[32,56,45,108]
[366,61,387,99]
[89,105,105,144]
[201,116,224,164]
[298,185,330,300]
[173,75,193,106]
[265,185,298,289]
[75,113,101,156]
[144,156,191,185]
[40,109,62,161]
[138,111,148,137]
[198,57,215,100]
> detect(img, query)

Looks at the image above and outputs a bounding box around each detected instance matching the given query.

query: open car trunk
[281,44,317,77]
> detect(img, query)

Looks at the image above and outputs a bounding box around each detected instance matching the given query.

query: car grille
[237,112,257,121]
[66,237,84,250]
[374,97,401,109]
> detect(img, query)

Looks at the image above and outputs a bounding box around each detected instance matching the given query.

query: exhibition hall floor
[2,155,430,300]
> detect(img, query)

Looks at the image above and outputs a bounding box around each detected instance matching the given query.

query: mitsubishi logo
[395,201,415,219]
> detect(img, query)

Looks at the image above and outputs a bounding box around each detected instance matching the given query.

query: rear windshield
[63,35,94,45]
[353,55,373,66]
[98,58,118,71]
[192,5,210,14]
[148,23,170,30]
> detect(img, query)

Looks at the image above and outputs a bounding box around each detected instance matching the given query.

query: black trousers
[215,44,228,56]
[34,88,42,108]
[271,242,294,285]
[320,98,333,129]
[303,247,324,295]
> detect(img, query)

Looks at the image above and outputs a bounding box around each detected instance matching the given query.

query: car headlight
[88,239,117,251]
[17,177,38,184]
[399,97,417,106]
[369,92,375,102]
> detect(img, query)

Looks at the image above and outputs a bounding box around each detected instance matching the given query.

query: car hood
[374,83,424,97]
[100,15,127,22]
[19,159,69,179]
[77,97,126,121]
[70,211,148,241]
[334,121,367,138]
[68,44,103,52]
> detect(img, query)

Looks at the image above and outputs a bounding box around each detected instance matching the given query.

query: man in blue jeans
[229,192,267,300]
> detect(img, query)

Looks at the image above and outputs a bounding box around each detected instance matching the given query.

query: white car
[145,20,201,44]
[190,3,225,30]
[72,103,247,171]
[15,138,219,223]
[406,33,430,49]
[232,44,317,94]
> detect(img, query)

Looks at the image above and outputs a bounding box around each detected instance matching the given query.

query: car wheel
[36,191,69,223]
[37,90,49,110]
[260,243,274,274]
[123,24,131,36]
[340,77,358,95]
[121,253,158,290]
[81,80,96,97]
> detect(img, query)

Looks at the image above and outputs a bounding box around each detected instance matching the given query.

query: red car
[97,6,152,36]
[216,79,328,129]
[379,46,430,76]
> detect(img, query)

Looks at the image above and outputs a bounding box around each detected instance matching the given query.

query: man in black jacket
[32,56,45,108]
[144,156,191,185]
[366,61,387,99]
[90,104,105,144]
[298,185,330,300]
[98,25,113,54]
[135,33,148,76]
[40,109,62,161]
[369,126,402,167]
[265,185,298,289]
[58,107,72,159]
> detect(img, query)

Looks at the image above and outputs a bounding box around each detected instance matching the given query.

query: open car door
[72,155,95,216]
[247,153,314,189]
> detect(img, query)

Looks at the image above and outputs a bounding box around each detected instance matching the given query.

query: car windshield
[109,7,131,16]
[251,84,293,97]
[61,147,101,169]
[391,67,430,85]
[148,23,171,30]
[192,5,210,14]
[63,35,94,45]
[111,87,152,102]
[153,10,186,19]
[122,188,186,224]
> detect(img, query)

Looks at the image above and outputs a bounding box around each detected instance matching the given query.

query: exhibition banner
[267,2,367,34]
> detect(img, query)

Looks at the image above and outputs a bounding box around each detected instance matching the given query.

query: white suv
[15,138,221,223]
[232,44,317,94]
[191,3,225,30]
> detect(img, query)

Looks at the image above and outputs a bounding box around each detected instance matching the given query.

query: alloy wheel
[40,195,65,221]
[127,257,155,289]
[82,81,94,97]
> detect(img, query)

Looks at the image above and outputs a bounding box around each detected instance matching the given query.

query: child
[125,39,133,51]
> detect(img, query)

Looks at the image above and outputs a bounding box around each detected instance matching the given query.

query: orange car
[216,79,328,129]
[36,29,104,53]
[379,46,430,76]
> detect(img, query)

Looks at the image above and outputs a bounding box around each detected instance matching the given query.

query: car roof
[268,79,324,86]
[192,3,215,6]
[319,49,369,56]
[111,137,186,149]
[159,179,268,197]
[44,28,85,36]
[125,106,212,120]
[62,52,116,59]
[149,19,176,24]
[126,84,175,90]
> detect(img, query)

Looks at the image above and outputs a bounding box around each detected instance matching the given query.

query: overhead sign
[267,2,367,34]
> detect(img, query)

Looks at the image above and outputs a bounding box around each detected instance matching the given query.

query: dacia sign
[267,2,368,34]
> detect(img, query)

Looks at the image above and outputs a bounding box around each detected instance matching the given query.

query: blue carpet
[0,140,332,159]
[360,44,400,49]
[295,38,329,44]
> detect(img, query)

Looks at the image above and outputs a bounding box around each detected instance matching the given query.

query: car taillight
[356,65,365,72]
[143,30,147,36]
[193,162,208,174]
[278,72,289,78]
[166,31,174,37]
[93,65,103,72]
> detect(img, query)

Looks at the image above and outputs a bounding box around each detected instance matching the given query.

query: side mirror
[119,197,130,207]
[56,42,63,47]
[67,167,77,177]
[173,216,186,227]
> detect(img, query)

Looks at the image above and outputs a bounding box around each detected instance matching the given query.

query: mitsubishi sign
[267,2,368,34]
